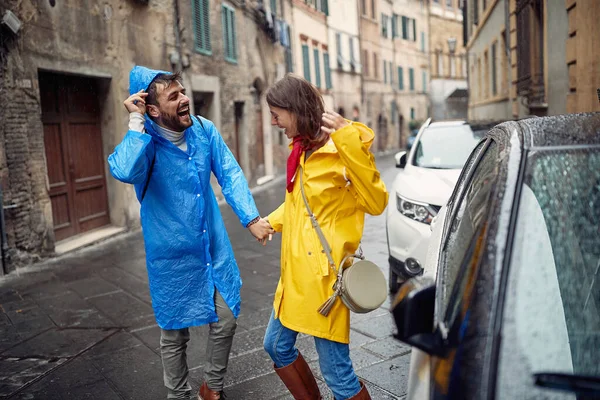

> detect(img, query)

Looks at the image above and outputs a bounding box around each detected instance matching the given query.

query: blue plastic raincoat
[108,66,259,329]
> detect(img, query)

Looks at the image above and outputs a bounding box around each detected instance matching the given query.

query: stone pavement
[0,154,411,399]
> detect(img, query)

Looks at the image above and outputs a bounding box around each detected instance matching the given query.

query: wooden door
[40,72,110,242]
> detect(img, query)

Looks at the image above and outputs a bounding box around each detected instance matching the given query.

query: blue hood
[129,65,171,95]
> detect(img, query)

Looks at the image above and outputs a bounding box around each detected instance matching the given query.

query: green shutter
[302,44,311,82]
[193,0,211,55]
[402,16,408,39]
[398,67,404,90]
[270,0,277,14]
[409,68,414,90]
[314,48,321,88]
[384,60,387,83]
[421,32,425,52]
[324,53,332,89]
[422,70,427,92]
[222,5,237,63]
[413,19,417,42]
[392,15,397,38]
[410,107,415,120]
[321,0,329,16]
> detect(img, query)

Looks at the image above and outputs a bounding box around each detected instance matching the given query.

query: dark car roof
[495,113,600,149]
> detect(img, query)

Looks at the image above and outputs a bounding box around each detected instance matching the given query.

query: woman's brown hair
[266,73,328,148]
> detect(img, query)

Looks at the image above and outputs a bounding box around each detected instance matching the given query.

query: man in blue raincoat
[108,66,274,400]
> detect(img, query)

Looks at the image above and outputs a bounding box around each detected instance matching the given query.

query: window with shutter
[324,53,332,89]
[412,18,417,42]
[349,37,355,72]
[336,33,343,69]
[398,66,404,90]
[302,44,311,82]
[193,0,212,55]
[402,16,408,39]
[374,53,378,78]
[314,48,321,88]
[384,60,387,83]
[409,67,415,90]
[389,62,394,86]
[221,4,237,63]
[392,14,398,38]
[321,0,329,15]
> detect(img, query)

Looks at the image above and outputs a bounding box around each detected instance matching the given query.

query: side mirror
[395,151,407,169]
[391,276,446,356]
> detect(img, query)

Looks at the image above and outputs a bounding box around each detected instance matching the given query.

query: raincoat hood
[129,65,171,96]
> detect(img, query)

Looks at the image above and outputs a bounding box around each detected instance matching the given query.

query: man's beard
[160,110,192,132]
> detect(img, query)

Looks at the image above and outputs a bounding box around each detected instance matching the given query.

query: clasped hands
[248,218,275,246]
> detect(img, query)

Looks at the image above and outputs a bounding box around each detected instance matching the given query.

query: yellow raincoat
[267,122,389,344]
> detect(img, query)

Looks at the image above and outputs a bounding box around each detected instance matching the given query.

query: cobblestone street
[0,153,410,400]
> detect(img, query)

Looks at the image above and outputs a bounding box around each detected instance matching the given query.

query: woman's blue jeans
[263,310,361,400]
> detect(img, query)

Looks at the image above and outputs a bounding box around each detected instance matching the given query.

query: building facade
[465,0,599,120]
[328,0,362,122]
[0,0,287,271]
[360,0,430,151]
[429,0,468,120]
[290,0,334,109]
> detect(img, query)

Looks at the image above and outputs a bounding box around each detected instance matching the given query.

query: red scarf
[287,137,311,193]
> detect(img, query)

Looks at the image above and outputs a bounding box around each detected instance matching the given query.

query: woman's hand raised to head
[321,110,349,135]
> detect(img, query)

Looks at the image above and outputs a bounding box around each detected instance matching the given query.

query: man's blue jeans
[263,310,361,400]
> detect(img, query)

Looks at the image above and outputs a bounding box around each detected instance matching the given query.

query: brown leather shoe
[348,381,371,399]
[274,352,321,399]
[197,382,226,400]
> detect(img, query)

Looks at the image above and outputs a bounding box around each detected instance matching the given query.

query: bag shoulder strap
[299,167,337,274]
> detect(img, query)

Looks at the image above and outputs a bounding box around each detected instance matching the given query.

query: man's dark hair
[146,72,183,106]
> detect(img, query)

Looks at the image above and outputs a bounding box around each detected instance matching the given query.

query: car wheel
[389,264,400,293]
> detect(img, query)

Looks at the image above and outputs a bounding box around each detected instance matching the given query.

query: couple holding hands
[108,66,388,400]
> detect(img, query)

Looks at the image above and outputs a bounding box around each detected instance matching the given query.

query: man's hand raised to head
[124,89,148,115]
[248,218,275,246]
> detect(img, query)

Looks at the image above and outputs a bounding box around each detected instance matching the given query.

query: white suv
[386,119,487,292]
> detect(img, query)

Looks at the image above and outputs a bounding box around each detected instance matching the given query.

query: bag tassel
[318,274,343,316]
[317,292,339,316]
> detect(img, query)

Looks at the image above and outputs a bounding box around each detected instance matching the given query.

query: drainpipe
[173,0,183,72]
[0,185,7,276]
[357,0,365,107]
[505,0,512,118]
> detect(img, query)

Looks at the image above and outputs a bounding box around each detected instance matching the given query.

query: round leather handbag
[340,258,387,314]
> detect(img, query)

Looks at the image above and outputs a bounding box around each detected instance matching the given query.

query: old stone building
[328,0,362,123]
[359,0,430,151]
[429,0,467,120]
[0,0,288,272]
[464,0,599,120]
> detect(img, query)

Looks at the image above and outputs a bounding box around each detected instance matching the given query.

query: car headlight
[396,194,438,224]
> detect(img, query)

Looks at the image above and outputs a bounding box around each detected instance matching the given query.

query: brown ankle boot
[274,352,321,399]
[348,381,371,399]
[197,382,225,400]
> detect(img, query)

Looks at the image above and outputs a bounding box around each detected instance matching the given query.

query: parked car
[392,113,600,399]
[386,119,495,292]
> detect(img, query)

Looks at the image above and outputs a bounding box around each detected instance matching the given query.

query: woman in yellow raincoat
[262,74,388,400]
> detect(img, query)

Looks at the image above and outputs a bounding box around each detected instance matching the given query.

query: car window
[413,125,483,169]
[438,140,500,325]
[496,147,600,399]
